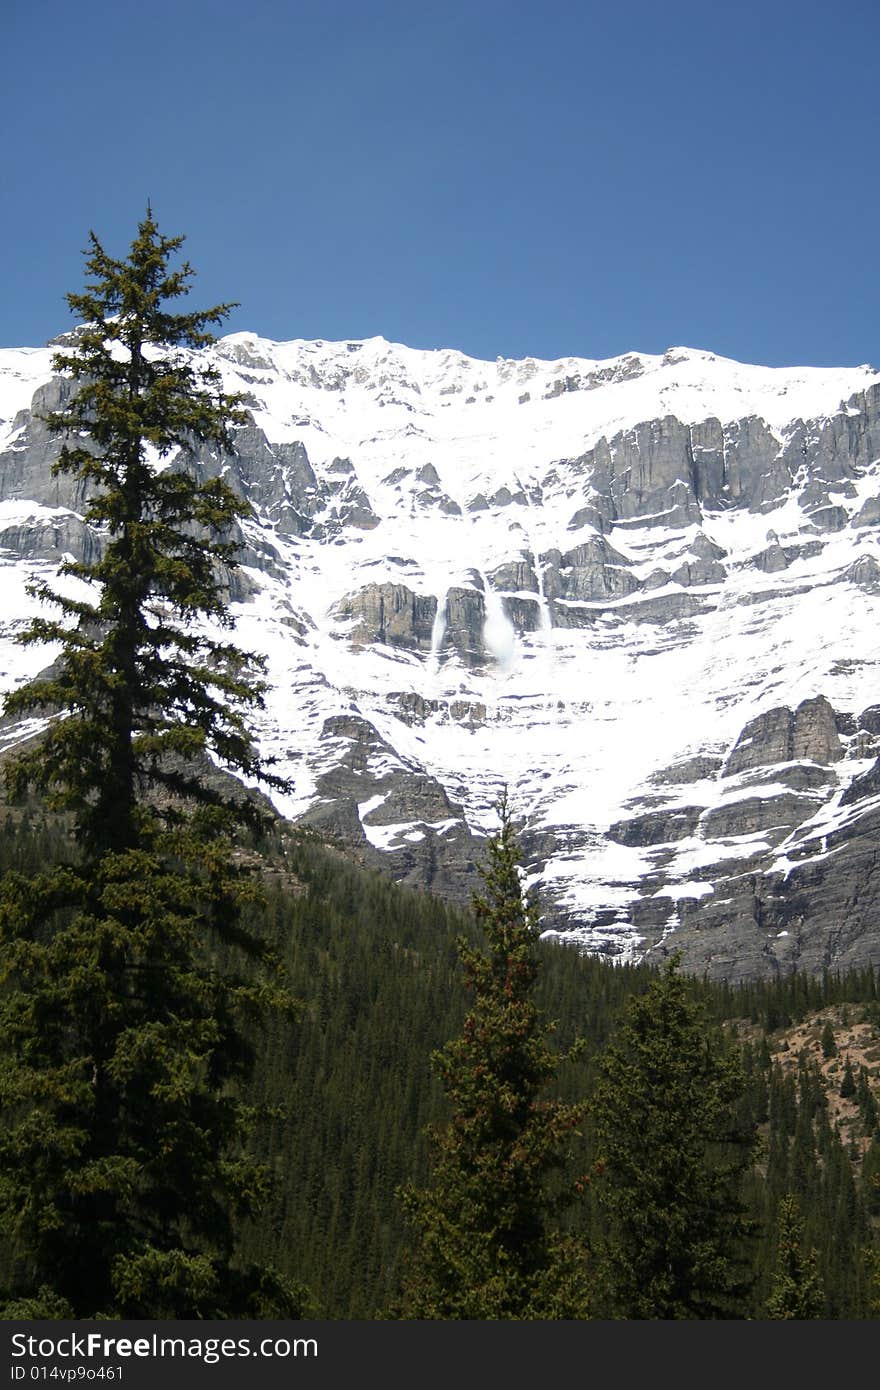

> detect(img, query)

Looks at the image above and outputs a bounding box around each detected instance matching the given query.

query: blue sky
[4,0,877,366]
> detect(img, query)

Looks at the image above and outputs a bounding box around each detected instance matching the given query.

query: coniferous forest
[1,215,879,1320]
[2,807,879,1318]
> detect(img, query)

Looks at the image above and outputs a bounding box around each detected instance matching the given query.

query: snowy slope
[1,333,879,980]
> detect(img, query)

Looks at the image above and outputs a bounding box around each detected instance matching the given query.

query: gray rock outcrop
[441,587,486,667]
[723,696,843,776]
[298,712,481,902]
[334,583,438,651]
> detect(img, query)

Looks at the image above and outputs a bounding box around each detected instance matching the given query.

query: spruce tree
[856,1066,878,1137]
[840,1057,857,1099]
[0,212,304,1318]
[862,1139,880,1218]
[592,955,756,1319]
[821,1019,837,1060]
[3,208,276,850]
[764,1195,825,1318]
[398,797,590,1318]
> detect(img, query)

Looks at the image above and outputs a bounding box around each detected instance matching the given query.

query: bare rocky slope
[1,333,879,982]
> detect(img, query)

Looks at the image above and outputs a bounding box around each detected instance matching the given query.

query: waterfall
[480,570,516,669]
[429,588,448,673]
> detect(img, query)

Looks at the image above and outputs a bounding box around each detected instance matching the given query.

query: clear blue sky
[4,0,877,366]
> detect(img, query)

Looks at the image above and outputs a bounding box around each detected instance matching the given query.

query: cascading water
[479,569,516,669]
[429,588,448,674]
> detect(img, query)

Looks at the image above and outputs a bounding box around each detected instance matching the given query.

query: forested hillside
[5,810,876,1317]
[243,830,880,1317]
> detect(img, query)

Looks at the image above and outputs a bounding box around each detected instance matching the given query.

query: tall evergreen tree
[592,955,756,1319]
[398,797,590,1318]
[0,212,304,1318]
[3,209,277,851]
[764,1195,825,1319]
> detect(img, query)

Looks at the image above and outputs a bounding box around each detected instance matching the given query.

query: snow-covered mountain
[2,332,879,982]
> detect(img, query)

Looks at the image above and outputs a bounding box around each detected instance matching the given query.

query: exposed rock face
[537,380,880,532]
[846,555,880,590]
[699,791,821,842]
[671,555,726,587]
[554,412,789,530]
[857,705,880,736]
[642,769,880,984]
[0,377,83,510]
[725,417,790,511]
[488,557,538,593]
[0,514,104,565]
[442,587,486,667]
[723,697,843,776]
[331,580,490,665]
[0,397,382,559]
[548,538,640,601]
[608,805,704,847]
[751,542,792,573]
[387,691,487,729]
[502,595,544,634]
[649,754,724,785]
[335,583,438,651]
[593,693,880,983]
[316,458,379,532]
[211,430,320,537]
[298,713,481,902]
[855,497,880,527]
[607,416,699,519]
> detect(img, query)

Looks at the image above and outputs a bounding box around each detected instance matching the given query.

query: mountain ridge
[2,332,879,982]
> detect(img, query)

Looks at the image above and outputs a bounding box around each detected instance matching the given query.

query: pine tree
[3,208,278,852]
[863,1139,880,1219]
[0,212,305,1318]
[398,797,590,1318]
[856,1066,878,1136]
[592,955,756,1319]
[840,1057,857,1099]
[764,1195,825,1318]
